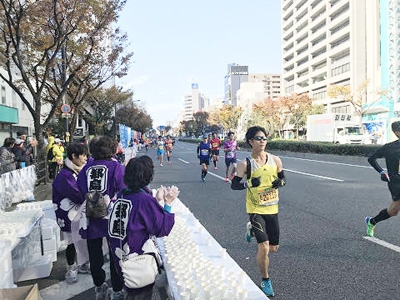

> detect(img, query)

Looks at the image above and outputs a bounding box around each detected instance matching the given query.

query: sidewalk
[34,182,53,202]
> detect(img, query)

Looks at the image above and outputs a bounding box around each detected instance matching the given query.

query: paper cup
[180,291,190,300]
[220,248,227,259]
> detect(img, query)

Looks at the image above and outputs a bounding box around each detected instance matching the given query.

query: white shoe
[95,282,109,300]
[78,261,90,274]
[65,264,78,284]
[109,288,125,300]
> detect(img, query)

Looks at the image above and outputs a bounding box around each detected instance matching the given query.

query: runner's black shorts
[166,150,172,154]
[225,157,237,167]
[388,182,400,201]
[248,213,279,245]
[211,150,219,156]
[200,159,210,165]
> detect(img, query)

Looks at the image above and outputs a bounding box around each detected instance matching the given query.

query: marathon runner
[210,132,221,170]
[223,131,240,182]
[165,136,173,164]
[231,126,286,297]
[197,135,211,182]
[366,121,400,237]
[156,136,165,167]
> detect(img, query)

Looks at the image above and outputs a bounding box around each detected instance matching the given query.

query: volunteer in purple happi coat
[77,136,126,300]
[52,143,90,284]
[108,156,176,299]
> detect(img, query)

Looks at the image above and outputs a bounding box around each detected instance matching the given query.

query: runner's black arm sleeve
[368,148,385,173]
[197,145,200,154]
[231,176,246,190]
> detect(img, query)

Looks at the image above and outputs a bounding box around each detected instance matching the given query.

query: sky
[116,0,282,128]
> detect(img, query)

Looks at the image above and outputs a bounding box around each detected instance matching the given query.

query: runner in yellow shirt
[231,126,286,297]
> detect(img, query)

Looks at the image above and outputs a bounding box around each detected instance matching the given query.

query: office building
[224,64,249,106]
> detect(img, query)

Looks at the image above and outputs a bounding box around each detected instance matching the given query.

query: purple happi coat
[52,167,84,232]
[77,159,126,239]
[108,190,175,293]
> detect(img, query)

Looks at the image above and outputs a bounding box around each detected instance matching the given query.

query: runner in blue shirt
[197,135,211,182]
[156,136,165,167]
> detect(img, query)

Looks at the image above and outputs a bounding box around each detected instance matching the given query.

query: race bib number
[108,199,132,240]
[158,145,164,150]
[212,143,219,148]
[257,188,278,206]
[226,151,235,158]
[201,149,209,155]
[87,165,108,193]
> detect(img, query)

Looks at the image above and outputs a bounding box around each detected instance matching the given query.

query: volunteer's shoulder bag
[120,237,162,289]
[115,194,162,289]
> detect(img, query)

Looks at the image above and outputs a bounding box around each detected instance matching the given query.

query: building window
[313,90,327,101]
[332,105,350,114]
[1,86,5,104]
[331,62,350,77]
[12,90,17,107]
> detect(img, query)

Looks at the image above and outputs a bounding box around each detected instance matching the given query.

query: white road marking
[285,168,344,182]
[208,171,231,183]
[178,158,190,164]
[280,156,372,169]
[363,236,400,253]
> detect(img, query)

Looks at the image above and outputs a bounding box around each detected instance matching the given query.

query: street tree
[83,86,132,136]
[192,111,209,136]
[252,98,287,138]
[52,27,132,136]
[180,120,195,137]
[116,101,153,134]
[208,105,243,134]
[279,94,313,139]
[0,0,127,150]
[327,80,389,126]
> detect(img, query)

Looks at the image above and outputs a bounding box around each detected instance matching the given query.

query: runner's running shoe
[225,177,230,182]
[365,217,375,237]
[261,279,274,297]
[214,167,218,170]
[231,173,235,179]
[246,222,254,243]
[168,161,172,164]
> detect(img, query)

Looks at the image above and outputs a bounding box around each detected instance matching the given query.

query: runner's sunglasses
[252,136,268,141]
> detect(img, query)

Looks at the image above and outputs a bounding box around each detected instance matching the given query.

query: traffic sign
[61,104,71,113]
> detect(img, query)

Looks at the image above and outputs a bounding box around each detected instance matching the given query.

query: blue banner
[119,124,128,148]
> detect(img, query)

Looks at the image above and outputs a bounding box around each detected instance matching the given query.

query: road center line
[178,158,189,164]
[363,236,400,253]
[208,171,231,183]
[280,156,372,169]
[285,168,344,182]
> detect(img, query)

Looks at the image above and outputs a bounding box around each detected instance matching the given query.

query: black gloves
[250,176,261,188]
[272,171,286,189]
[272,178,285,189]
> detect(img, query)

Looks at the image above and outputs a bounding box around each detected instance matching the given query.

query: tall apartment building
[281,0,380,111]
[248,74,282,99]
[224,64,249,106]
[281,0,400,142]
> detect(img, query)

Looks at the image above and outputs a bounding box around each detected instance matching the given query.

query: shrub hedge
[179,138,381,157]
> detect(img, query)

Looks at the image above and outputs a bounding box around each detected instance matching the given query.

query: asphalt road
[149,141,400,300]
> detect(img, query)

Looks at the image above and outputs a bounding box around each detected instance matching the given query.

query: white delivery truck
[307,113,369,144]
